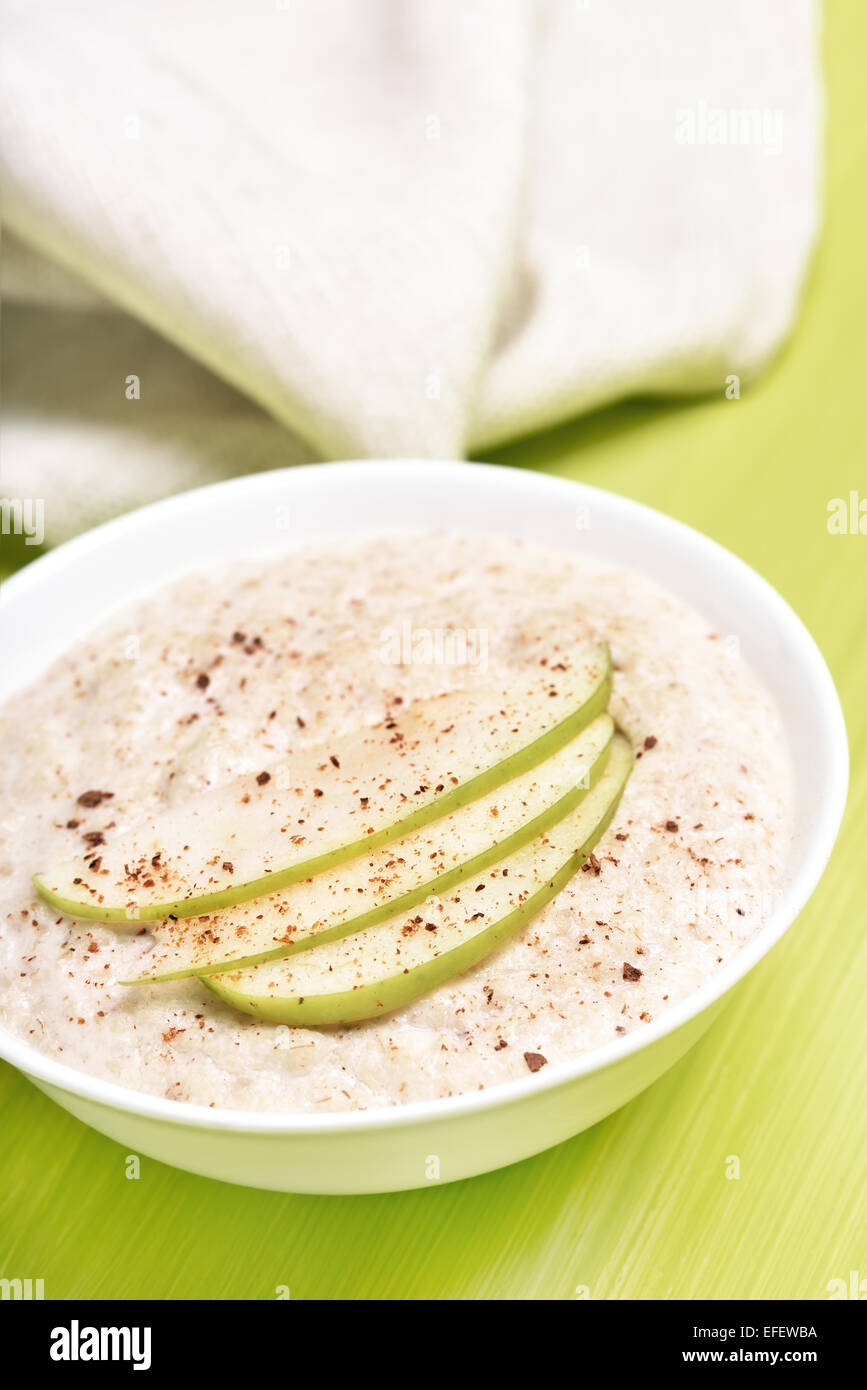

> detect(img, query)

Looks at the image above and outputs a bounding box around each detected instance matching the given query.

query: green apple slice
[203,732,633,1026]
[126,713,615,983]
[33,646,611,924]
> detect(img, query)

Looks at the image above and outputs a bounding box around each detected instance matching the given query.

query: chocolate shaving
[76,790,113,809]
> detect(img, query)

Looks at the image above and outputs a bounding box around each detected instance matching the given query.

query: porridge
[0,531,793,1112]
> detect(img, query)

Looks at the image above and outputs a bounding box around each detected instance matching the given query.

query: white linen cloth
[0,0,822,542]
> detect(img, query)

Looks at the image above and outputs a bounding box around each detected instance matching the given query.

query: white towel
[0,0,822,543]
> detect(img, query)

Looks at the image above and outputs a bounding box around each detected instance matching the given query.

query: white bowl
[0,461,848,1193]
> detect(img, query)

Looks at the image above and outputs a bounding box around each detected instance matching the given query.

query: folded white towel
[0,0,821,542]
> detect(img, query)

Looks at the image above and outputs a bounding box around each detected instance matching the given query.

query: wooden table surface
[1,2,864,1299]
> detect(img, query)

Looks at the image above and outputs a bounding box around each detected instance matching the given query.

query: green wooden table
[1,4,864,1299]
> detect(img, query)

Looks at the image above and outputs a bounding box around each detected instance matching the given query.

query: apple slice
[126,713,615,983]
[203,732,633,1026]
[33,645,610,923]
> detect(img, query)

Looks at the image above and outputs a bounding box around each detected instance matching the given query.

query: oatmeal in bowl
[0,462,845,1191]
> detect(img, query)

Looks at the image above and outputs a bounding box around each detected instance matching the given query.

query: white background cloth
[0,0,822,542]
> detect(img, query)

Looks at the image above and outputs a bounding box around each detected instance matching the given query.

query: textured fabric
[0,0,822,540]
